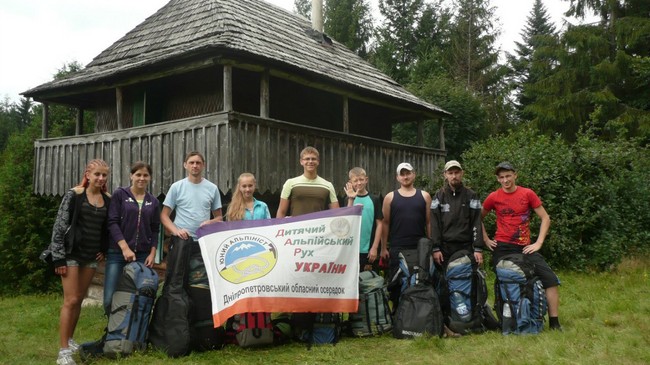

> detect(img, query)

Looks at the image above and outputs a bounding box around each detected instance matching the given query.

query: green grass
[2,256,649,365]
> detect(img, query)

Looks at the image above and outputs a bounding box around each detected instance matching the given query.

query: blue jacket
[107,187,161,253]
[244,198,271,220]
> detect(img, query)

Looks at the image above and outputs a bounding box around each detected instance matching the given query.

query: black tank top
[389,189,427,249]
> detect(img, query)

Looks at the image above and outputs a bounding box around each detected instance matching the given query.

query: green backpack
[349,270,393,336]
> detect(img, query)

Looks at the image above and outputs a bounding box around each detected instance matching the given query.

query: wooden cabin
[24,0,449,202]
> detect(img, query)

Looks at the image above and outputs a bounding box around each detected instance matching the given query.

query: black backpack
[148,237,193,357]
[187,247,225,351]
[391,238,444,339]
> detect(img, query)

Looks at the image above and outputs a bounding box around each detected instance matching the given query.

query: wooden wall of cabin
[348,98,395,141]
[164,69,223,120]
[93,67,224,132]
[269,77,343,131]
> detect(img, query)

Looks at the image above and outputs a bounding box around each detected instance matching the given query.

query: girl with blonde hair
[226,173,270,221]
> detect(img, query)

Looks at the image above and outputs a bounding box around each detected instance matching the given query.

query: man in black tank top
[381,162,432,308]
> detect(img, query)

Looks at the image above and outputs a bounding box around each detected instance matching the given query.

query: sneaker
[56,350,77,365]
[67,339,80,354]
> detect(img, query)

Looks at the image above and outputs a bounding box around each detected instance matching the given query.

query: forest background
[0,0,648,295]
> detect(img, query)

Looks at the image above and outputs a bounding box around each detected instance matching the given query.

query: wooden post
[417,121,424,146]
[42,103,49,139]
[223,65,233,112]
[439,119,445,151]
[260,69,270,118]
[75,108,84,135]
[342,96,349,133]
[116,87,124,130]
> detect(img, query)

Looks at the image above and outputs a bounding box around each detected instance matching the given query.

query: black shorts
[492,242,561,289]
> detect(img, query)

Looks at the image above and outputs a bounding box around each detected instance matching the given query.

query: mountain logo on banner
[216,234,278,284]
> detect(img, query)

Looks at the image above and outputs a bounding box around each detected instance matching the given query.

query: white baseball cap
[396,162,414,174]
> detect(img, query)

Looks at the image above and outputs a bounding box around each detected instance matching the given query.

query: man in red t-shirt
[481,162,562,331]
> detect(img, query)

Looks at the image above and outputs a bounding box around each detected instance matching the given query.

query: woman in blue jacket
[104,161,160,315]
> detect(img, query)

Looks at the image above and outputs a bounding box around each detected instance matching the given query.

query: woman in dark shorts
[48,159,111,365]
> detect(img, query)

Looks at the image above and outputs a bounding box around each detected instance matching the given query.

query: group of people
[48,146,561,365]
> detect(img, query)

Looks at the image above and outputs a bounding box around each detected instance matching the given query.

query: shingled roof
[24,0,447,116]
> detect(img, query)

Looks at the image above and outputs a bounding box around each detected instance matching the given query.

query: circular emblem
[215,234,277,284]
[330,217,351,238]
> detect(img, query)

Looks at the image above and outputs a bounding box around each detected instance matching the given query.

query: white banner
[197,205,362,326]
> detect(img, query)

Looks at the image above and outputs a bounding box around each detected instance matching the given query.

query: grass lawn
[1,255,648,365]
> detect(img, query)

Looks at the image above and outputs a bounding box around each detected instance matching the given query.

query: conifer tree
[507,0,557,120]
[526,0,650,141]
[324,0,374,57]
[372,0,426,84]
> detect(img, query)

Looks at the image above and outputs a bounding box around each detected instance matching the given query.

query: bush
[462,126,650,271]
[0,123,60,294]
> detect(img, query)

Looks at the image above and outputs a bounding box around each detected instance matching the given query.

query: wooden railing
[34,112,446,197]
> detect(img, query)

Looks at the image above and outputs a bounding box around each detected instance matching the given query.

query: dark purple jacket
[108,187,161,253]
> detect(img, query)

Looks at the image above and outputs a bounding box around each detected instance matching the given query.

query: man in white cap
[430,160,484,267]
[381,162,431,308]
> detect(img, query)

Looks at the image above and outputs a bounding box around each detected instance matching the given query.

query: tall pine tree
[372,0,426,84]
[526,0,650,141]
[324,0,374,57]
[507,0,557,121]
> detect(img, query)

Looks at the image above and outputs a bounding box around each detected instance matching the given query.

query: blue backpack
[291,312,342,348]
[494,254,547,335]
[104,262,159,356]
[443,250,487,334]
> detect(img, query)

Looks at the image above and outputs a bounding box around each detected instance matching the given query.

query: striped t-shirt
[70,200,107,262]
[280,175,338,216]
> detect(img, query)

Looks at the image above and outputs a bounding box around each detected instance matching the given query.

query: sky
[0,0,596,103]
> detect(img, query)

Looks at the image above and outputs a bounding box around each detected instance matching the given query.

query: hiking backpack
[494,254,548,335]
[391,238,444,339]
[148,237,193,357]
[103,261,159,357]
[348,270,393,336]
[187,247,226,351]
[226,312,275,348]
[291,312,342,348]
[441,250,497,334]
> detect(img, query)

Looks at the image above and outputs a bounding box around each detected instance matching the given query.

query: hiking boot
[550,324,563,332]
[443,325,461,338]
[67,339,80,353]
[56,350,77,365]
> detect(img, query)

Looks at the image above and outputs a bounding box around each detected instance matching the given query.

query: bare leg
[59,266,96,348]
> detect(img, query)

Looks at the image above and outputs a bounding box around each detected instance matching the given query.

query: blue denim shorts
[66,258,99,269]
